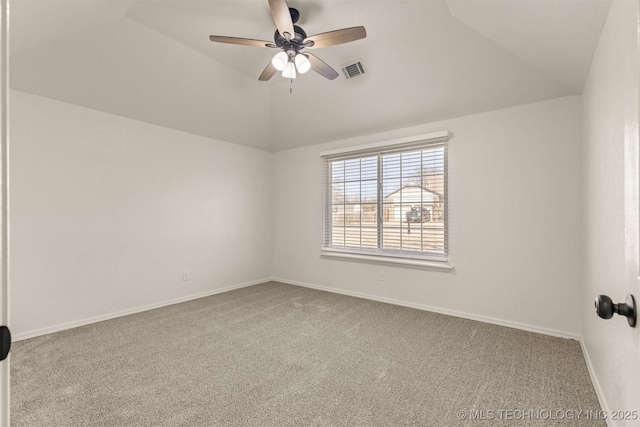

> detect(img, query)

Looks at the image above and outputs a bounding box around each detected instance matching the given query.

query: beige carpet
[11,281,604,426]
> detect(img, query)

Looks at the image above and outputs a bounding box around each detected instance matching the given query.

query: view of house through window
[323,139,448,261]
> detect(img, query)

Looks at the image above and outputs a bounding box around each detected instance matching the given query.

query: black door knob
[0,326,9,361]
[595,294,636,327]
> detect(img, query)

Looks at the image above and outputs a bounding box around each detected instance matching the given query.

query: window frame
[320,131,452,271]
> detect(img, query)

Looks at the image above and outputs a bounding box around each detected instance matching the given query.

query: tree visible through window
[323,139,448,261]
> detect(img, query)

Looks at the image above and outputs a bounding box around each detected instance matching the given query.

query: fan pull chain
[290,78,293,94]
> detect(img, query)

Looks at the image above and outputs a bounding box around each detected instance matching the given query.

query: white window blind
[322,133,449,265]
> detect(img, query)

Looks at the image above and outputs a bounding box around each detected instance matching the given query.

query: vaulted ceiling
[10,0,611,152]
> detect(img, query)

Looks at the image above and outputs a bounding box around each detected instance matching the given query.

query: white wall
[582,0,640,422]
[272,96,583,337]
[9,90,273,339]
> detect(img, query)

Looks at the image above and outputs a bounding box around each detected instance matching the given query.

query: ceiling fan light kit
[209,0,366,82]
[294,53,311,74]
[271,51,288,71]
[282,61,297,79]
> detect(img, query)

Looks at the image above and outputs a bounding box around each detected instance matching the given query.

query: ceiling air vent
[341,61,366,80]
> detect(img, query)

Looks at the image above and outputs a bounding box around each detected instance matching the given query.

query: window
[321,132,450,269]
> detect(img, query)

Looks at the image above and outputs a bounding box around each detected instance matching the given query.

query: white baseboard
[15,276,580,342]
[579,338,613,427]
[13,278,268,342]
[271,277,581,340]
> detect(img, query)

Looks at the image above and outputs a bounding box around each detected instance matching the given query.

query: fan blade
[209,35,275,48]
[268,0,294,39]
[305,53,339,80]
[259,62,278,81]
[304,26,367,49]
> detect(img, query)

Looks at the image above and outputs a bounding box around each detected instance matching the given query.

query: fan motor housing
[274,25,307,48]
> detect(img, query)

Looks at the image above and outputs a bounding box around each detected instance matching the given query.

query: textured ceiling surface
[10,0,611,152]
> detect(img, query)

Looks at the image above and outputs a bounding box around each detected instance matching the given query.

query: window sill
[321,249,453,271]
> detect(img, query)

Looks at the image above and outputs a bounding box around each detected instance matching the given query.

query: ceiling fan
[209,0,366,81]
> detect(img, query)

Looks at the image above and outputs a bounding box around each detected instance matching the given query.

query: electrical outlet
[182,271,189,281]
[378,271,384,281]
